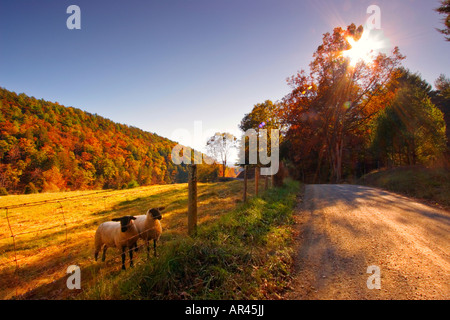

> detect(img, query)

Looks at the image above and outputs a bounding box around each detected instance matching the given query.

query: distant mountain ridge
[0,87,191,194]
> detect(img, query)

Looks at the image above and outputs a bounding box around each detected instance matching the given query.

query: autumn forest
[0,87,195,194]
[241,24,449,184]
[1,23,449,195]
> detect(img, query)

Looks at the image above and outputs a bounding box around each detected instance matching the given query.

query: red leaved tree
[282,24,405,182]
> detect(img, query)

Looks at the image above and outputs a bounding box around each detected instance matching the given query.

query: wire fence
[0,187,168,299]
[0,175,270,299]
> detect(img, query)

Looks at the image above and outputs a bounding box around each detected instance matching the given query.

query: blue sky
[1,0,449,157]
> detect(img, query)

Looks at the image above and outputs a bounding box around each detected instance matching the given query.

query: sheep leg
[146,240,150,259]
[95,243,103,261]
[121,246,126,270]
[153,239,157,257]
[134,242,138,252]
[129,247,134,268]
[102,245,107,262]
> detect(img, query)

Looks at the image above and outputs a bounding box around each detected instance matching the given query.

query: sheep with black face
[94,215,139,270]
[134,207,164,258]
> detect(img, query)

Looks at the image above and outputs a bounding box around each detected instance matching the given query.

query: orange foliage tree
[0,88,192,194]
[281,24,405,182]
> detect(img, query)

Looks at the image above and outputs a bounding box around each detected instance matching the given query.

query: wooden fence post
[188,164,198,236]
[6,208,20,298]
[255,167,259,196]
[264,174,269,191]
[58,202,68,247]
[243,165,248,202]
[5,208,18,271]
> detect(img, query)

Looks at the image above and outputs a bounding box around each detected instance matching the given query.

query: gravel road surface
[285,184,450,300]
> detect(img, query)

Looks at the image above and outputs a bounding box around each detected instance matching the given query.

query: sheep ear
[131,216,136,220]
[158,206,166,211]
[111,218,120,222]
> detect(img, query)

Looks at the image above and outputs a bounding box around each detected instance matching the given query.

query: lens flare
[342,29,387,66]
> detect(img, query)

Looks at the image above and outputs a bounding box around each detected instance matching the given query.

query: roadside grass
[81,179,300,300]
[0,180,268,299]
[359,166,450,208]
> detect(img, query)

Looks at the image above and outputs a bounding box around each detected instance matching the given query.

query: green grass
[81,179,301,300]
[360,166,450,207]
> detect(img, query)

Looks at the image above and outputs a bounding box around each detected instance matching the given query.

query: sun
[342,29,385,66]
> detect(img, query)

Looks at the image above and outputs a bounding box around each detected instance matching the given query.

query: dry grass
[360,166,450,208]
[82,179,300,300]
[0,179,267,299]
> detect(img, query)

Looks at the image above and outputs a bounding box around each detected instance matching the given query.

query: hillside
[360,166,450,208]
[0,87,190,194]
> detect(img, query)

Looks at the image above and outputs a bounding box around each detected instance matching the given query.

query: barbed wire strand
[1,192,136,221]
[0,187,155,211]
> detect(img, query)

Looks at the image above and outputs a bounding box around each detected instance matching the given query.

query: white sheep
[94,215,139,270]
[134,207,165,258]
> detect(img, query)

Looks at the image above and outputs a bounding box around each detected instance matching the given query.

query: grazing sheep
[94,215,139,270]
[134,207,164,258]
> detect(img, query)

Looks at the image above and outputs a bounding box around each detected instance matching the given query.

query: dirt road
[285,184,450,300]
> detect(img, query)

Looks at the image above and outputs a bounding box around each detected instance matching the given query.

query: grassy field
[359,166,450,208]
[0,177,291,299]
[81,179,300,300]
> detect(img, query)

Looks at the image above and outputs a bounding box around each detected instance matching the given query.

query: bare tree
[206,132,237,178]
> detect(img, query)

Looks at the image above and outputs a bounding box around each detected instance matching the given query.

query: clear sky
[1,0,449,158]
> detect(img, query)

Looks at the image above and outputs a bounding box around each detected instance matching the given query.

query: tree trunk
[336,140,343,183]
[223,154,226,178]
[330,136,344,183]
[314,149,324,184]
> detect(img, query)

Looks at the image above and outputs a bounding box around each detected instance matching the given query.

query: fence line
[1,228,166,299]
[1,207,131,243]
[0,186,167,299]
[13,224,62,237]
[0,178,272,299]
[0,190,112,210]
[6,234,160,299]
[0,187,153,212]
[0,234,11,241]
[58,202,68,247]
[1,201,105,271]
[4,208,18,271]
